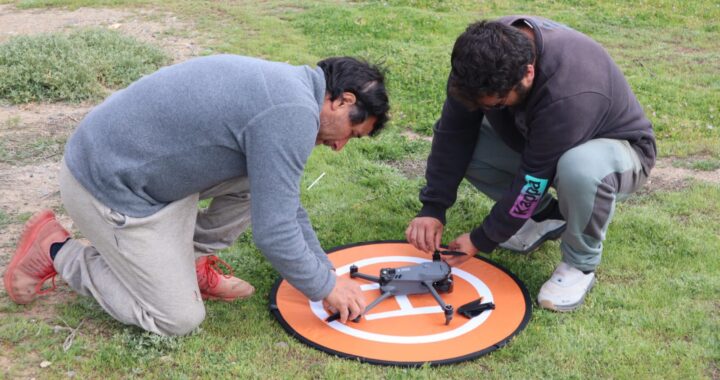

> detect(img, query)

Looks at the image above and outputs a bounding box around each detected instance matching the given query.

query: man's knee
[556,149,602,192]
[465,165,490,188]
[465,165,514,201]
[156,304,206,336]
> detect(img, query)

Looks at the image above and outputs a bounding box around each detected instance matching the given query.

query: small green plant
[0,28,169,104]
[673,157,720,171]
[0,136,66,164]
[118,329,181,361]
[0,209,11,229]
[689,159,720,171]
[3,116,21,129]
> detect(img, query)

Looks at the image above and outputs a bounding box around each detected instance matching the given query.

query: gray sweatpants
[465,121,648,271]
[54,161,251,336]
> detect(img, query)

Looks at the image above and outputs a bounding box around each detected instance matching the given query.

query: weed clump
[0,28,168,104]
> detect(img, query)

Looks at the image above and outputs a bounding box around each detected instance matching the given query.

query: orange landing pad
[269,241,532,366]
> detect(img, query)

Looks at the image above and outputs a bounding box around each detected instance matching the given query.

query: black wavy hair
[449,20,535,105]
[317,57,390,136]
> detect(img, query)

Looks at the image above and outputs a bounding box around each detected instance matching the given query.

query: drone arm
[349,265,381,283]
[423,281,454,325]
[352,290,394,322]
[326,290,393,323]
[350,272,382,283]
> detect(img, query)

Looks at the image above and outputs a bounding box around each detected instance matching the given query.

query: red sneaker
[196,255,254,302]
[4,210,70,304]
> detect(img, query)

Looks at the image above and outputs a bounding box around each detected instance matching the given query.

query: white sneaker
[499,219,566,254]
[537,262,596,312]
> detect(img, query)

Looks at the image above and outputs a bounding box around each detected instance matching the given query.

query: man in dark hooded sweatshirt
[406,16,655,311]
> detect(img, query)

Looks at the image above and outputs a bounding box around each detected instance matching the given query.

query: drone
[326,250,465,325]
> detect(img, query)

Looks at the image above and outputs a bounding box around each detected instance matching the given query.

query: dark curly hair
[448,20,535,105]
[317,57,390,136]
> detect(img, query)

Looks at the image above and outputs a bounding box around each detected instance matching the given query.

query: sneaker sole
[538,277,596,312]
[3,210,56,304]
[201,293,254,302]
[509,223,567,255]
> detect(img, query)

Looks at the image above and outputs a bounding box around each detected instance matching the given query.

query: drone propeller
[436,250,467,257]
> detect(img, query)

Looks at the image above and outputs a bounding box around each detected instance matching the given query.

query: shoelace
[204,256,235,289]
[34,272,57,295]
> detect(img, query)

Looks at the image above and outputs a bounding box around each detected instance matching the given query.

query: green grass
[1,0,719,378]
[0,136,66,164]
[673,157,720,171]
[0,209,11,229]
[0,28,169,103]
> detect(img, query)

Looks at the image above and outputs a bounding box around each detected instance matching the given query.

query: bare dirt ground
[0,1,719,325]
[0,4,202,59]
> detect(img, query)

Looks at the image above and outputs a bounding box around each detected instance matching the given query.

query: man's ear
[328,92,357,110]
[523,64,535,86]
[338,92,357,107]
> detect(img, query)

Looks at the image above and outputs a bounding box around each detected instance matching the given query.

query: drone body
[355,260,454,296]
[340,251,459,325]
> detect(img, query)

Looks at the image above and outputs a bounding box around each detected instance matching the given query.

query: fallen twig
[307,172,326,190]
[61,319,85,352]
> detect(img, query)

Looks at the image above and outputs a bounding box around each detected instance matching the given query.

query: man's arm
[296,206,333,270]
[417,95,484,223]
[242,104,335,301]
[407,94,483,252]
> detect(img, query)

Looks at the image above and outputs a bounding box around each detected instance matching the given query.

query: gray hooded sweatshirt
[64,55,335,301]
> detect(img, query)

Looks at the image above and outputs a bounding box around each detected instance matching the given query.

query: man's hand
[323,276,366,323]
[444,233,479,267]
[405,217,444,252]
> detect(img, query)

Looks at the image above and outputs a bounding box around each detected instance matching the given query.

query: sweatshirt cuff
[469,226,498,253]
[417,204,447,225]
[305,269,337,302]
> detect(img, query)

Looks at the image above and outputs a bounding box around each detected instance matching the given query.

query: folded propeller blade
[437,250,466,257]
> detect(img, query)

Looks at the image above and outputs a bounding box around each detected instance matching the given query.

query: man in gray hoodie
[4,55,389,336]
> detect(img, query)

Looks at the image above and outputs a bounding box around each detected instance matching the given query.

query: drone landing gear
[422,280,454,325]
